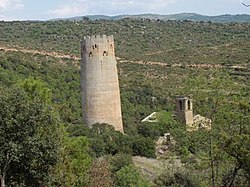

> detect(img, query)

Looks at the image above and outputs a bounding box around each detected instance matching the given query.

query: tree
[221,134,250,186]
[115,164,150,187]
[0,86,62,187]
[132,136,156,158]
[18,77,52,104]
[52,136,92,187]
[110,153,133,174]
[242,2,250,7]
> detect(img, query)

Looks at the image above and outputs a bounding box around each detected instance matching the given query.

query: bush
[110,153,133,174]
[131,136,156,158]
[115,164,151,187]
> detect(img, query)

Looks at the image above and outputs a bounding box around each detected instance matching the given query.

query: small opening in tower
[179,100,183,110]
[89,52,93,57]
[92,45,95,49]
[95,44,98,48]
[103,51,108,56]
[187,100,191,110]
[83,45,86,51]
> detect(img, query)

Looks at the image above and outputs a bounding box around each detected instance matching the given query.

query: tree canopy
[0,85,62,187]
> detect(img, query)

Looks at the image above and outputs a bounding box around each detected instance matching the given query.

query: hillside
[1,19,250,66]
[1,19,249,122]
[50,13,250,23]
[0,19,250,186]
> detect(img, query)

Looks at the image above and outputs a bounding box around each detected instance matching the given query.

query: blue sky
[0,0,249,20]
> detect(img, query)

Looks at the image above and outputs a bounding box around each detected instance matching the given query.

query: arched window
[188,100,191,110]
[179,100,183,110]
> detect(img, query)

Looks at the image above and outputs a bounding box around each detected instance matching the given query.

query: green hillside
[0,19,249,186]
[1,19,249,66]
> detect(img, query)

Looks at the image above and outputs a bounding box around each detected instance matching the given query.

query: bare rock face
[81,35,124,133]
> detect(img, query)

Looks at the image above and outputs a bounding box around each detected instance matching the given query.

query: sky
[0,0,250,21]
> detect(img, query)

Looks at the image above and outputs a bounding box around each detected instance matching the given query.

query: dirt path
[144,43,236,57]
[1,45,246,70]
[0,45,81,61]
[119,59,223,69]
[144,47,184,56]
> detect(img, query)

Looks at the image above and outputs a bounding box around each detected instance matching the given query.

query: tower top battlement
[83,35,114,43]
[81,35,115,56]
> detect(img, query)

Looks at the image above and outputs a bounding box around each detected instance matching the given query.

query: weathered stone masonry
[81,35,124,133]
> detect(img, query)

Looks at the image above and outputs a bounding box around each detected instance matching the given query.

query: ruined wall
[81,35,124,133]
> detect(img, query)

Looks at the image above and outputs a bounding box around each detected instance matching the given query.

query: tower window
[188,100,191,110]
[103,51,108,56]
[89,52,93,57]
[95,44,98,48]
[179,100,183,110]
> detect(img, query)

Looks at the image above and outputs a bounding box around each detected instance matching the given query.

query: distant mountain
[49,13,250,23]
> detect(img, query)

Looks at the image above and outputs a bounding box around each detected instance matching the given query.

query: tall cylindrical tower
[81,35,124,133]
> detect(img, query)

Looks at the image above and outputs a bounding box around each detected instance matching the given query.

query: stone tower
[81,35,124,133]
[175,96,193,125]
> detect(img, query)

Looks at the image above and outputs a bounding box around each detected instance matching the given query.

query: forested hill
[0,18,250,186]
[1,19,250,66]
[50,13,250,23]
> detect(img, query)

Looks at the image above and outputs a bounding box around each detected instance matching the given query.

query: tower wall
[81,35,124,133]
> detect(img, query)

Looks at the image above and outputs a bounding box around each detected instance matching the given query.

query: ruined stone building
[175,96,194,125]
[175,96,211,131]
[80,35,124,133]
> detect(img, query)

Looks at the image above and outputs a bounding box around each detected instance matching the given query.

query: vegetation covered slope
[1,19,249,66]
[0,19,249,186]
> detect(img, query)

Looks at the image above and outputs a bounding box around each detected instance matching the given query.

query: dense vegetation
[1,19,250,65]
[0,19,249,186]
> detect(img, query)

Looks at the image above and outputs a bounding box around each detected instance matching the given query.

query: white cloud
[0,14,6,19]
[0,0,24,11]
[0,14,13,20]
[49,0,87,17]
[48,0,176,18]
[90,0,176,14]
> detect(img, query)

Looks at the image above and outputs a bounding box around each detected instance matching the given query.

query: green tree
[110,153,133,174]
[52,136,92,187]
[18,77,52,104]
[132,136,155,158]
[0,86,62,187]
[115,164,150,187]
